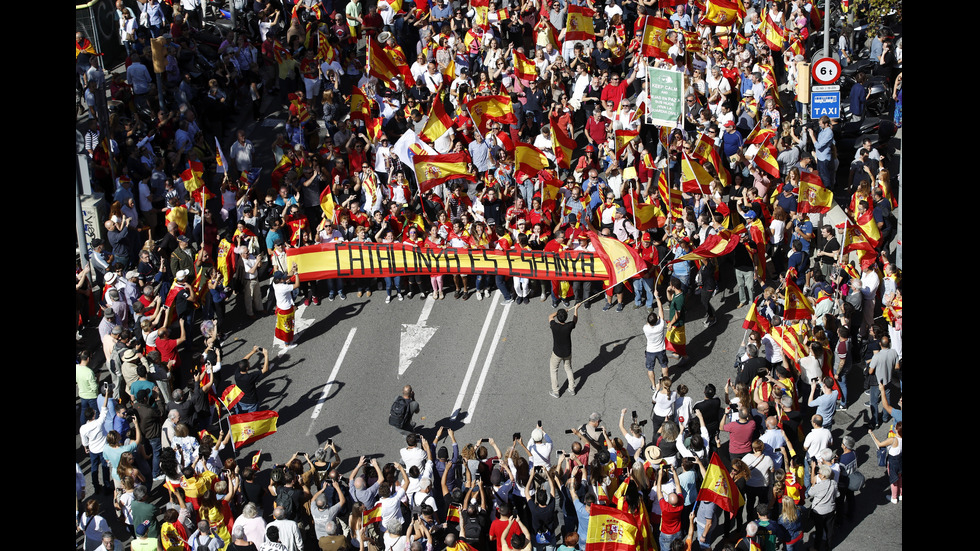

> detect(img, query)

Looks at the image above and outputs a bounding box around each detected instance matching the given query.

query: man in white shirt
[267,508,303,551]
[80,404,111,493]
[377,460,410,531]
[802,414,832,489]
[526,427,553,468]
[422,62,443,95]
[399,434,428,472]
[230,130,255,173]
[860,263,880,336]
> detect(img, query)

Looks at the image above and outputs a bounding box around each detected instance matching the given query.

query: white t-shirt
[653,390,678,417]
[380,486,407,530]
[644,320,666,353]
[400,446,427,473]
[527,435,553,467]
[803,427,832,458]
[273,282,295,310]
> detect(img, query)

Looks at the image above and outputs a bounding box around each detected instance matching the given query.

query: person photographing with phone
[234,346,271,413]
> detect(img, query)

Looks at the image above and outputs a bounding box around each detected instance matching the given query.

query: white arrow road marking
[307,327,357,435]
[450,296,499,419]
[462,295,513,424]
[398,296,438,376]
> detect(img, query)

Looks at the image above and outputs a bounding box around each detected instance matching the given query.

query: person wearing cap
[129,520,157,551]
[721,119,744,159]
[273,264,302,350]
[170,234,195,278]
[523,426,554,468]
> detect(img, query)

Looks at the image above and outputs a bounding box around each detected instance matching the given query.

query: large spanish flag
[515,141,551,176]
[783,276,814,321]
[640,16,671,58]
[797,180,834,214]
[471,0,490,29]
[585,505,638,551]
[701,0,744,26]
[698,453,745,518]
[566,4,596,41]
[549,114,577,170]
[842,221,874,255]
[513,51,538,82]
[758,8,785,50]
[674,226,747,262]
[681,154,715,195]
[413,152,474,192]
[181,160,205,194]
[588,231,648,287]
[271,154,294,187]
[800,168,824,188]
[466,95,518,133]
[229,410,279,449]
[614,129,639,159]
[420,93,455,144]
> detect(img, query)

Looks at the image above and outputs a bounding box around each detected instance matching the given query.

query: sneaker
[477,290,484,300]
[890,498,898,504]
[838,403,847,411]
[563,300,571,307]
[419,293,425,300]
[398,294,404,301]
[550,391,560,399]
[898,495,902,501]
[502,298,515,305]
[386,296,392,304]
[540,293,548,302]
[339,293,347,300]
[569,387,576,396]
[328,294,335,302]
[584,301,591,309]
[407,291,414,299]
[616,303,624,312]
[602,302,614,311]
[552,300,560,308]
[304,297,311,306]
[313,296,321,305]
[283,343,297,351]
[706,318,717,327]
[634,303,643,310]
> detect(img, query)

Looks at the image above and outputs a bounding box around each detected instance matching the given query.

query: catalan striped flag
[316,31,335,63]
[368,38,401,88]
[413,152,475,193]
[229,410,279,449]
[658,171,684,218]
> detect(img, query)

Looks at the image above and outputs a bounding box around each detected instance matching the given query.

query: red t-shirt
[156,338,180,368]
[659,493,685,535]
[586,116,610,145]
[489,518,511,551]
[600,81,630,109]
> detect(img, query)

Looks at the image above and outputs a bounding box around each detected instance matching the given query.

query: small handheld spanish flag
[362,503,383,525]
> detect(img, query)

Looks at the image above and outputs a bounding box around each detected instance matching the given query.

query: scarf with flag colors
[229,410,279,449]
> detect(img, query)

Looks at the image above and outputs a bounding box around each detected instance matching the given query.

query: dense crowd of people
[77,0,902,549]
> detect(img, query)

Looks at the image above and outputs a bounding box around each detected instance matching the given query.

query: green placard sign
[646,67,684,127]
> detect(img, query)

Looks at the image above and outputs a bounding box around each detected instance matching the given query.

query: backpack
[275,485,298,520]
[388,396,411,429]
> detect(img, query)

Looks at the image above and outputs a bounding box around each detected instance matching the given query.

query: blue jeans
[88,450,110,491]
[659,530,681,551]
[869,383,892,427]
[817,159,835,190]
[237,401,258,414]
[634,276,655,307]
[148,437,162,478]
[79,398,99,427]
[495,276,513,300]
[385,276,402,296]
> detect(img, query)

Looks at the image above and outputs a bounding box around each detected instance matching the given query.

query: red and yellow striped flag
[413,152,475,193]
[658,172,684,218]
[701,0,745,26]
[319,187,336,223]
[466,95,518,133]
[614,129,639,159]
[471,0,490,28]
[421,94,455,144]
[271,154,294,187]
[681,154,715,195]
[640,16,671,58]
[316,31,335,63]
[566,4,596,41]
[783,276,814,321]
[623,192,664,231]
[855,211,881,247]
[220,385,244,410]
[446,505,461,524]
[549,114,577,170]
[797,180,834,214]
[368,38,401,88]
[513,51,538,82]
[181,160,205,194]
[229,410,279,449]
[349,86,373,122]
[515,141,550,176]
[674,227,747,262]
[584,505,639,551]
[742,302,772,334]
[362,503,383,525]
[691,132,715,163]
[753,138,780,178]
[698,452,745,517]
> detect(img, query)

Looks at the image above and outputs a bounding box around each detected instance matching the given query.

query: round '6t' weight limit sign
[812,57,841,85]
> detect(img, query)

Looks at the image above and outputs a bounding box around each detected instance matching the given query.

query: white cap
[531,428,544,442]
